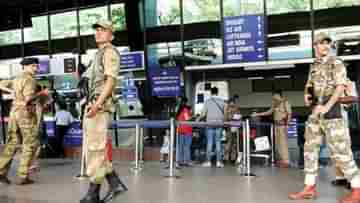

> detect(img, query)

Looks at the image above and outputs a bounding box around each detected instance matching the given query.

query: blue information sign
[64,122,83,147]
[121,74,139,102]
[120,51,144,72]
[45,121,56,137]
[149,67,181,97]
[223,15,266,63]
[123,88,138,102]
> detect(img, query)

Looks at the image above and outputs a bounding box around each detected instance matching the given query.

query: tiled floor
[0,159,351,203]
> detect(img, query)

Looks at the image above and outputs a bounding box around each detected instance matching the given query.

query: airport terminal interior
[1,0,360,202]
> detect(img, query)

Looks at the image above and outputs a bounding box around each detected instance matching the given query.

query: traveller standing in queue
[198,87,226,168]
[176,97,193,167]
[288,32,360,203]
[55,101,74,158]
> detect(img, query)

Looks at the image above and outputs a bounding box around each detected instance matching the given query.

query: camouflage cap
[92,20,114,32]
[314,32,332,44]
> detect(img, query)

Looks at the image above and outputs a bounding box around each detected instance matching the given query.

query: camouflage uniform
[303,56,359,185]
[0,72,38,179]
[271,98,291,163]
[83,43,120,184]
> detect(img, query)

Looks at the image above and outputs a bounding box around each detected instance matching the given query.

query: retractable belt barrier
[79,119,302,179]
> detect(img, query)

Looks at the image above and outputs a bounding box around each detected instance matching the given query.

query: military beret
[20,57,39,66]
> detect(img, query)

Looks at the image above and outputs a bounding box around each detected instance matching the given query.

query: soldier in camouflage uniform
[252,90,292,168]
[0,58,46,185]
[289,33,360,203]
[80,20,125,203]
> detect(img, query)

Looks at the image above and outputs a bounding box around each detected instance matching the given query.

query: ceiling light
[247,77,264,80]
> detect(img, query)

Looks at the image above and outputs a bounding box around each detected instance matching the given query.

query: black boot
[80,182,101,203]
[331,179,348,186]
[0,175,10,185]
[101,171,127,202]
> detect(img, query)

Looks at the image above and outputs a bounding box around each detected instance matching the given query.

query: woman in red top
[176,97,193,167]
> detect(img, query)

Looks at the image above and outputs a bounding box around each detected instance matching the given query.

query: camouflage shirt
[305,56,347,99]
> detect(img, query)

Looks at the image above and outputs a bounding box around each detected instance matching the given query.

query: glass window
[184,38,223,65]
[111,4,127,31]
[267,0,310,15]
[314,0,360,56]
[0,58,22,78]
[315,26,360,56]
[0,58,22,79]
[51,11,77,40]
[80,6,108,36]
[266,0,312,61]
[147,42,182,69]
[145,0,180,27]
[0,29,21,46]
[268,31,313,60]
[24,16,49,43]
[183,0,220,23]
[314,0,360,10]
[223,0,263,17]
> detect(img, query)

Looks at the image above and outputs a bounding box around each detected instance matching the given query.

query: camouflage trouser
[83,111,113,184]
[275,125,289,162]
[0,110,39,178]
[304,115,359,180]
[334,122,351,178]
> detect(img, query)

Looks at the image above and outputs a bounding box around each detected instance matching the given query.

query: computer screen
[54,75,78,90]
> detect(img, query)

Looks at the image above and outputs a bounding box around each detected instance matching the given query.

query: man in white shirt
[55,102,74,157]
